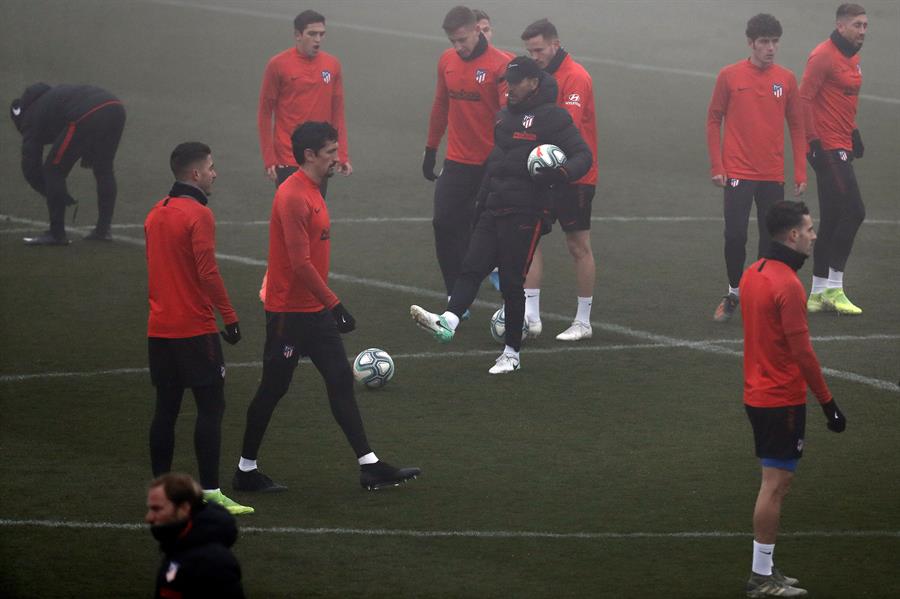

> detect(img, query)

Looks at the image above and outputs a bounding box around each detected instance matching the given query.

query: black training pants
[723,179,784,289]
[447,211,543,352]
[811,151,865,278]
[432,159,486,296]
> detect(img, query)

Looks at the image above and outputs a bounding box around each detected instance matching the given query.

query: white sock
[575,296,593,323]
[811,276,828,294]
[358,452,378,466]
[503,345,520,359]
[524,289,541,323]
[441,311,460,330]
[751,541,775,576]
[238,458,257,472]
[827,268,844,289]
[729,286,740,298]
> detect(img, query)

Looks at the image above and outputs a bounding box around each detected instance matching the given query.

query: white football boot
[556,321,592,341]
[488,352,520,374]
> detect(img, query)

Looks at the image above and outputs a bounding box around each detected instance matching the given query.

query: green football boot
[823,288,862,315]
[806,291,832,313]
[410,305,455,343]
[203,489,255,515]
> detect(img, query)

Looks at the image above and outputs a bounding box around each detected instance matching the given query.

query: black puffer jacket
[153,502,245,598]
[477,72,592,215]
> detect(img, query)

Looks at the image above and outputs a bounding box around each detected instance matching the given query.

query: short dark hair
[291,121,338,165]
[745,13,782,40]
[766,200,810,238]
[521,18,558,41]
[170,142,211,179]
[442,6,476,33]
[294,10,325,33]
[149,473,204,511]
[837,3,866,19]
[472,9,490,22]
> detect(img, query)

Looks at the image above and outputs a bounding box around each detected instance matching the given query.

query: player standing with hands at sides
[234,122,420,493]
[423,6,510,300]
[411,57,592,374]
[519,19,599,341]
[740,200,846,598]
[145,143,252,516]
[801,4,868,315]
[706,14,806,323]
[258,10,351,193]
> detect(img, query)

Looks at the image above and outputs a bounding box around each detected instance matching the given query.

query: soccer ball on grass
[352,348,395,389]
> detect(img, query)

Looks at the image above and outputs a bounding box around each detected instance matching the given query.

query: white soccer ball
[527,144,567,178]
[352,348,395,389]
[489,307,528,344]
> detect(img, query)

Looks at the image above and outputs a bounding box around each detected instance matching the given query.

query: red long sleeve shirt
[264,169,338,313]
[706,59,806,184]
[740,257,832,408]
[551,53,598,186]
[800,38,861,150]
[426,45,509,165]
[258,48,348,167]
[145,191,237,338]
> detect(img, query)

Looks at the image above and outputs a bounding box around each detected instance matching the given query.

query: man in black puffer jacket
[411,56,592,374]
[145,473,245,598]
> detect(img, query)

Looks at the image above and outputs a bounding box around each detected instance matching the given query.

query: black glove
[821,399,846,433]
[220,321,241,345]
[422,147,438,181]
[532,165,568,187]
[851,129,864,159]
[806,139,825,172]
[331,302,356,333]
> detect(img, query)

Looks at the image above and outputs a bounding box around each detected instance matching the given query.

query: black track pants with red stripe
[447,211,543,352]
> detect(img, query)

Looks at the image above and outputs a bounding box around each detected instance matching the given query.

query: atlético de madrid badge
[475,69,486,84]
[772,83,783,98]
[522,114,534,128]
[166,561,180,582]
[321,70,332,84]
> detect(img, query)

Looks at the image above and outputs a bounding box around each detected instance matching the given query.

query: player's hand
[336,161,353,176]
[711,174,727,187]
[851,129,864,159]
[806,140,825,171]
[265,165,278,181]
[794,182,807,197]
[220,322,242,345]
[821,399,846,433]
[422,147,438,181]
[532,165,568,187]
[331,303,356,333]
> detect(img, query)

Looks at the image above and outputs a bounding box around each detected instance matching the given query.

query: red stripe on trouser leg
[52,123,76,165]
[522,219,542,278]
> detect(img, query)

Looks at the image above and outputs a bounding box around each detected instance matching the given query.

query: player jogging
[706,14,806,323]
[740,200,846,598]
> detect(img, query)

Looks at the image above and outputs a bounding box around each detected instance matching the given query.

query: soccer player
[10,82,126,244]
[740,200,846,598]
[473,9,494,43]
[411,57,592,374]
[145,142,252,516]
[520,18,599,341]
[801,3,868,315]
[146,473,245,598]
[423,5,510,298]
[706,14,806,323]
[234,122,420,492]
[258,10,351,192]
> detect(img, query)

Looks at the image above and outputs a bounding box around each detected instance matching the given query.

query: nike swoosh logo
[314,207,321,213]
[761,551,772,555]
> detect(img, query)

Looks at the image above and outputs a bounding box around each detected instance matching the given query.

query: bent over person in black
[10,82,126,244]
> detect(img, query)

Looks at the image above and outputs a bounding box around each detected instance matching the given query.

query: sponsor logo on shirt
[513,131,537,141]
[565,93,582,107]
[772,83,783,98]
[475,69,486,84]
[320,228,330,240]
[321,70,332,84]
[449,89,481,102]
[522,114,535,129]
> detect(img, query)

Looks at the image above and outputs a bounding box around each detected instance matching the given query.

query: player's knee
[566,235,593,260]
[324,364,354,398]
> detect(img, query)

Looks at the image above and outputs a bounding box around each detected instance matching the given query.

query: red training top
[800,38,862,150]
[706,59,805,184]
[258,48,349,168]
[426,45,509,165]
[145,193,237,338]
[740,257,831,408]
[552,53,598,186]
[264,169,338,313]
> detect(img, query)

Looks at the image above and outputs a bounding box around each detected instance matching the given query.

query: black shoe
[23,232,70,246]
[232,468,288,493]
[360,461,421,490]
[83,228,112,241]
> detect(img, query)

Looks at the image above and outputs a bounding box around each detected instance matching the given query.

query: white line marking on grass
[1,518,897,540]
[139,0,900,106]
[2,215,897,393]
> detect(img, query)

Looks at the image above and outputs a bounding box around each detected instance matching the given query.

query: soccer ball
[527,144,567,178]
[352,348,395,389]
[489,307,528,344]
